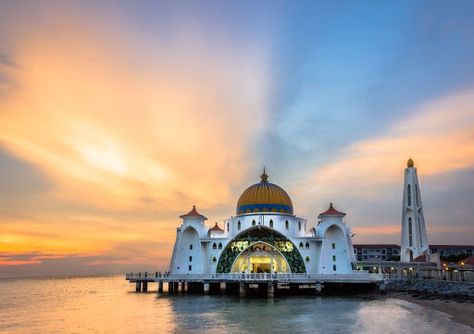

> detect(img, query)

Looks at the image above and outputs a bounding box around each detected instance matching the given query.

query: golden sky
[1,1,473,276]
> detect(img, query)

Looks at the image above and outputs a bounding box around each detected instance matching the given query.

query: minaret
[400,158,429,262]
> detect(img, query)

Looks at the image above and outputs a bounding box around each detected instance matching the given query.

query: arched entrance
[216,226,305,273]
[231,242,290,273]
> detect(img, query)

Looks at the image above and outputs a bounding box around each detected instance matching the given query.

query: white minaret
[400,158,429,262]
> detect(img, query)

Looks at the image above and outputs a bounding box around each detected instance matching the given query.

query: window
[285,220,289,229]
[305,242,310,249]
[269,219,273,228]
[332,243,336,249]
[238,221,241,230]
[332,255,336,262]
[212,256,217,263]
[305,256,310,262]
[382,250,386,254]
[212,243,217,250]
[418,217,423,246]
[227,222,229,232]
[299,242,304,249]
[415,184,420,206]
[333,265,337,271]
[252,220,256,226]
[408,217,413,247]
[407,184,412,206]
[298,221,301,231]
[189,244,193,250]
[218,243,222,250]
[188,265,192,271]
[189,256,192,262]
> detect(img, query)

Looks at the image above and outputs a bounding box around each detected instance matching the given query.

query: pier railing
[125,272,384,283]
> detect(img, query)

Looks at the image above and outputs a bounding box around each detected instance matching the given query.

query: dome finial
[407,158,414,168]
[260,166,268,182]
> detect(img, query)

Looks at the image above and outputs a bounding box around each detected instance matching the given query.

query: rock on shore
[386,280,474,302]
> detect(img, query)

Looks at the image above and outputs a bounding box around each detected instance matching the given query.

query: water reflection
[0,276,471,334]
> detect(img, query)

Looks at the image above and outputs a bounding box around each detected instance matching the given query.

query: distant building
[353,244,400,261]
[429,245,474,258]
[354,244,474,262]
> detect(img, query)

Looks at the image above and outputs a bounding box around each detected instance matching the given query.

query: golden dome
[407,158,414,168]
[236,169,293,215]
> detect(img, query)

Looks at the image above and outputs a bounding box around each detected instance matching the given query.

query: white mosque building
[169,169,358,275]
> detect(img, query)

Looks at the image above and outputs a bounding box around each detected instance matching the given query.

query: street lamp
[460,261,465,282]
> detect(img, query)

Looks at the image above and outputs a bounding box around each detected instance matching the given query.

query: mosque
[169,169,358,276]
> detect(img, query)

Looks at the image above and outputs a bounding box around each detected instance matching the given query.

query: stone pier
[267,282,275,298]
[203,283,210,295]
[315,283,323,294]
[239,282,247,297]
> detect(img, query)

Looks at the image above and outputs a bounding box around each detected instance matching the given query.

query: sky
[0,0,473,277]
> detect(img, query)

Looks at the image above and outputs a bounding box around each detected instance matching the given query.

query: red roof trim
[210,222,224,232]
[318,203,346,218]
[179,205,208,220]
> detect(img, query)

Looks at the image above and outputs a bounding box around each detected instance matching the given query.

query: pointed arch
[216,226,306,273]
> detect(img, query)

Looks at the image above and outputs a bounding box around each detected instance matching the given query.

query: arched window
[238,221,241,230]
[212,243,217,250]
[212,256,217,263]
[407,184,412,206]
[332,255,336,262]
[218,242,222,250]
[298,221,301,231]
[227,222,229,232]
[285,220,289,229]
[252,220,256,226]
[299,242,304,249]
[269,219,273,228]
[189,244,193,250]
[408,217,413,247]
[305,256,310,262]
[305,242,310,249]
[189,256,192,262]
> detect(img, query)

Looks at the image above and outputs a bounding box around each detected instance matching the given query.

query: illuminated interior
[231,242,290,273]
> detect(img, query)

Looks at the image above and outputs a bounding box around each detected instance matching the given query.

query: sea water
[0,275,471,333]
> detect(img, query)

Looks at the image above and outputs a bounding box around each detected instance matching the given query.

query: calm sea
[0,275,471,333]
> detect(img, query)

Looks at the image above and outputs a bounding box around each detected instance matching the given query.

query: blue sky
[0,0,473,276]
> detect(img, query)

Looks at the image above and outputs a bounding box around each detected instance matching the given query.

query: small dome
[236,169,293,215]
[407,158,414,168]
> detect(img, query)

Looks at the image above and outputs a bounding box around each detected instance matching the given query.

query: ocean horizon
[0,275,471,334]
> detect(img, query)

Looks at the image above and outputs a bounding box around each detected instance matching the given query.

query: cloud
[299,90,474,199]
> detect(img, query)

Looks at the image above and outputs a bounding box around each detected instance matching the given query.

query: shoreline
[386,292,474,328]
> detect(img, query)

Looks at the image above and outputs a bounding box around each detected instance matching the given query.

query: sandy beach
[388,292,474,328]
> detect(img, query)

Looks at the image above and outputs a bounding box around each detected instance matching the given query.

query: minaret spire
[400,158,429,261]
[260,166,268,182]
